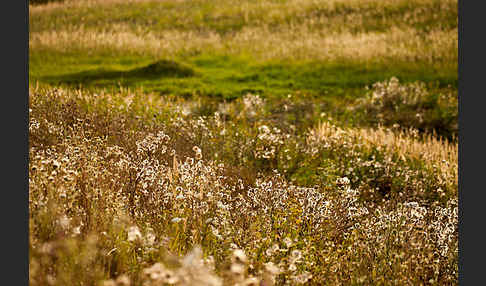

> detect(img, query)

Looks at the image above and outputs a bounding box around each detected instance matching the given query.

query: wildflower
[283,237,293,248]
[57,215,70,230]
[143,263,179,284]
[178,246,223,286]
[230,263,245,276]
[72,226,81,236]
[337,177,350,186]
[231,249,248,265]
[262,262,280,286]
[127,226,142,242]
[293,271,312,284]
[289,263,297,271]
[144,230,156,246]
[258,125,271,134]
[264,262,280,275]
[290,249,302,263]
[211,227,223,240]
[266,244,280,256]
[115,274,131,286]
[193,146,202,160]
[52,160,61,169]
[39,242,55,255]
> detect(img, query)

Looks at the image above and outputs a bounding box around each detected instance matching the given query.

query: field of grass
[29,0,458,285]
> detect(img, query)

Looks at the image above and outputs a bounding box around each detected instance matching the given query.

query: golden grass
[30,24,457,63]
[29,0,164,13]
[309,121,458,189]
[30,0,457,14]
[30,0,457,65]
[230,25,457,63]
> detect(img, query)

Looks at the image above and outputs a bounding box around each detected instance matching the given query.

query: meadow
[29,0,458,285]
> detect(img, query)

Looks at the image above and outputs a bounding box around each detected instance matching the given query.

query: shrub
[356,77,458,140]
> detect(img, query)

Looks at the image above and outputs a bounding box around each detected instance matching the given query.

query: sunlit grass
[29,0,458,284]
[29,0,458,98]
[29,86,458,285]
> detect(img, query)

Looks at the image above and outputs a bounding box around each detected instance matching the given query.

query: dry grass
[29,86,458,285]
[309,121,458,191]
[29,0,163,13]
[30,0,457,64]
[29,0,458,284]
[30,0,457,15]
[30,24,457,63]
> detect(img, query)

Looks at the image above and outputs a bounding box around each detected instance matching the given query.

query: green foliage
[30,51,457,99]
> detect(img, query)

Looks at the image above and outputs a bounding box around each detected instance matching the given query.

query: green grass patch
[30,51,457,100]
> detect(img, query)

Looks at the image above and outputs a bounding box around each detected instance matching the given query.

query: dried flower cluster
[356,77,458,137]
[29,85,457,285]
